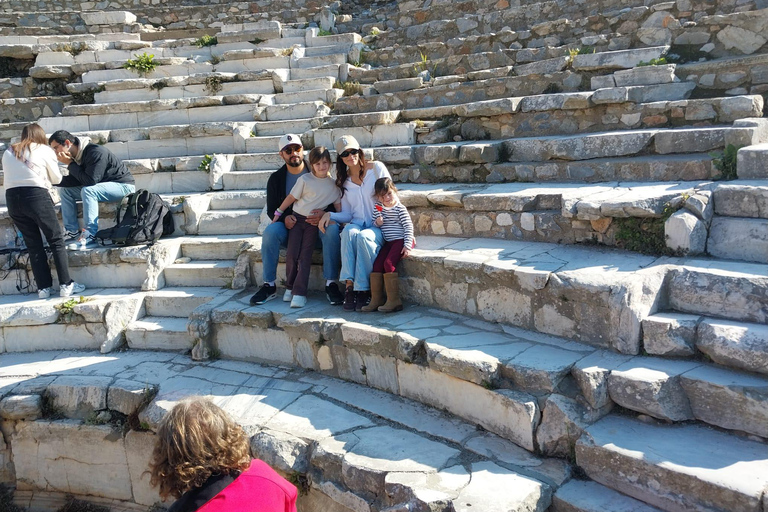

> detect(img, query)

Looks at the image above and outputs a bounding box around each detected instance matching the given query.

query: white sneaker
[66,231,97,251]
[38,287,52,299]
[63,230,80,243]
[290,295,307,308]
[60,281,86,297]
[283,289,293,302]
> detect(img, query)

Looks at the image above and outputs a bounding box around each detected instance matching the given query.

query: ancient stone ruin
[0,0,767,510]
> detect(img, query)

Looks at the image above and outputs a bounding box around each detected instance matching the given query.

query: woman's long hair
[335,150,367,198]
[149,398,251,500]
[11,123,47,161]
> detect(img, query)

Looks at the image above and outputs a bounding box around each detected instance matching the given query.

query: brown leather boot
[378,273,403,312]
[361,272,384,312]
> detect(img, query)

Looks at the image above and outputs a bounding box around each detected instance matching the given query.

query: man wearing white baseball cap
[250,134,344,306]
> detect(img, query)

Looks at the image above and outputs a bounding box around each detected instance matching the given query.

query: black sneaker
[250,283,277,305]
[355,291,370,312]
[326,282,344,305]
[343,287,356,311]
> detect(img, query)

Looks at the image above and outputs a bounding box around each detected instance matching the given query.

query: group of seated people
[4,124,414,311]
[3,124,135,298]
[250,133,414,312]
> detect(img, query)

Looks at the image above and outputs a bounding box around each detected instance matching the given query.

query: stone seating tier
[1,4,768,511]
[356,5,768,64]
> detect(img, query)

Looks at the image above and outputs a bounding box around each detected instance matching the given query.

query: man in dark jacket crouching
[49,130,135,250]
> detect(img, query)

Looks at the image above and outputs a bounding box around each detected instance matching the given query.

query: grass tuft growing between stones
[333,80,364,97]
[124,53,157,76]
[614,217,670,255]
[193,35,218,47]
[286,472,310,496]
[198,154,213,173]
[710,144,740,181]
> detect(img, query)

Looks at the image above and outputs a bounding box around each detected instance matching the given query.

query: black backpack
[95,189,174,246]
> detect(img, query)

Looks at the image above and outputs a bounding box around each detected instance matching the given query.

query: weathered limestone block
[571,351,631,410]
[108,379,154,415]
[553,480,665,512]
[697,319,768,375]
[608,358,698,421]
[665,210,707,255]
[613,64,676,87]
[680,365,768,439]
[572,47,668,71]
[12,420,132,500]
[713,183,768,219]
[251,429,310,473]
[335,426,460,497]
[737,144,768,179]
[125,430,164,506]
[536,394,602,458]
[577,416,768,512]
[397,362,539,451]
[0,394,41,420]
[374,77,423,94]
[46,375,111,419]
[101,295,145,353]
[683,190,712,223]
[386,466,469,511]
[707,217,768,264]
[81,11,137,24]
[454,462,552,512]
[642,312,699,356]
[716,26,767,55]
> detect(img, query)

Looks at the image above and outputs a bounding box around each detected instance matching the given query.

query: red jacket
[169,460,298,512]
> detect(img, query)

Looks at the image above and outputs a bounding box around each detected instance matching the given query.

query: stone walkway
[0,349,563,512]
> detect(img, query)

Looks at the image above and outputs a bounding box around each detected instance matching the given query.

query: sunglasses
[339,148,360,158]
[282,145,302,154]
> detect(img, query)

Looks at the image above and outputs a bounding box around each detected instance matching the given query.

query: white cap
[335,135,361,155]
[278,134,302,152]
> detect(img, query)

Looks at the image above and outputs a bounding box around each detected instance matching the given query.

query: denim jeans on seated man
[261,219,341,284]
[59,182,135,236]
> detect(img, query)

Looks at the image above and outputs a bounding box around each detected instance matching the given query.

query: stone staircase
[1,0,768,511]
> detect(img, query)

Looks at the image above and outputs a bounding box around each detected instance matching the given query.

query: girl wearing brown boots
[362,178,414,313]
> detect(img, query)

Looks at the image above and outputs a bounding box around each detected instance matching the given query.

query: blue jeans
[261,220,340,283]
[59,182,135,235]
[340,223,383,291]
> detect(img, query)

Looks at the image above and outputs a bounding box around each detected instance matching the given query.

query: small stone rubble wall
[359,6,768,67]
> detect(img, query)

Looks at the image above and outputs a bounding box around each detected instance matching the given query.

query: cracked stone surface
[1,350,552,512]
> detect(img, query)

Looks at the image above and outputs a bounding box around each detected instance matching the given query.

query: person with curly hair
[149,398,298,512]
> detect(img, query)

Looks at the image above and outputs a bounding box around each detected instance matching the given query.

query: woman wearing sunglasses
[319,135,391,311]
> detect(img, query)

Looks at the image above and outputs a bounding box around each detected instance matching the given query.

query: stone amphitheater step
[143,287,221,316]
[358,1,753,60]
[576,415,768,512]
[179,234,256,260]
[163,259,235,287]
[208,189,267,210]
[197,209,261,235]
[552,480,663,512]
[667,259,768,324]
[676,52,768,96]
[713,180,768,219]
[0,350,561,512]
[708,216,768,263]
[221,170,273,190]
[738,143,768,179]
[125,316,191,351]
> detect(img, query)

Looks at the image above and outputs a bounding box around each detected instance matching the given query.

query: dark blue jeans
[6,187,71,290]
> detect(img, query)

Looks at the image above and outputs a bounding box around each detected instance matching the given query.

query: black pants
[285,214,318,297]
[6,187,71,290]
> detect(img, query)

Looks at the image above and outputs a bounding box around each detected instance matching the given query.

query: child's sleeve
[373,201,384,222]
[399,204,414,249]
[289,176,305,199]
